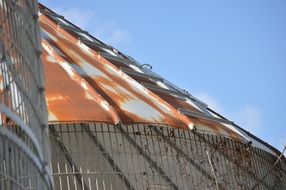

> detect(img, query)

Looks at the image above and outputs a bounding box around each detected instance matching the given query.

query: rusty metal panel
[37,5,265,143]
[39,13,195,130]
[36,4,286,189]
[41,41,120,124]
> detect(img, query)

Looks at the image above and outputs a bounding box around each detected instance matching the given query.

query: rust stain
[40,13,195,130]
[41,44,120,124]
[39,10,245,141]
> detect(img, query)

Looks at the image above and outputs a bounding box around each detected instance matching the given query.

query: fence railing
[0,0,52,189]
[50,123,285,190]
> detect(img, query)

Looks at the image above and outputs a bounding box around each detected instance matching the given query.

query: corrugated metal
[38,12,247,141]
[37,4,286,190]
[37,4,286,156]
[39,14,193,129]
[42,40,120,124]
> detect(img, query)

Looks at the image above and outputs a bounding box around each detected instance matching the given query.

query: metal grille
[50,123,285,190]
[0,0,52,189]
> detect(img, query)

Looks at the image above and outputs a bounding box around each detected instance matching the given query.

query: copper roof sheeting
[38,4,280,155]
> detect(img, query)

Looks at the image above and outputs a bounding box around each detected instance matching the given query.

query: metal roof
[38,4,281,156]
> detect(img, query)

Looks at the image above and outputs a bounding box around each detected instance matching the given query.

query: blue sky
[40,0,286,152]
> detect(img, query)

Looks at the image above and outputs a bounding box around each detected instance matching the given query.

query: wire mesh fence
[50,123,285,190]
[0,0,52,189]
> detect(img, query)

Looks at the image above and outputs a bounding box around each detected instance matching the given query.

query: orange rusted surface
[38,7,247,141]
[42,40,120,124]
[39,13,196,130]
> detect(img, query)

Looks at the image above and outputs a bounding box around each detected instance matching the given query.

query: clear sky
[40,0,286,152]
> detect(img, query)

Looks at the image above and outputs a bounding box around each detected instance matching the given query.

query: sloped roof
[38,4,281,156]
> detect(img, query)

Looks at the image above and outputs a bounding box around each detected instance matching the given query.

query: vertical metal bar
[155,125,169,188]
[88,123,96,188]
[13,138,18,190]
[72,165,78,190]
[143,124,156,187]
[87,169,92,190]
[65,163,71,190]
[112,123,127,188]
[100,122,109,185]
[206,150,219,190]
[95,178,99,190]
[217,135,229,187]
[160,126,175,187]
[73,123,80,167]
[225,137,236,188]
[199,134,209,188]
[126,125,139,189]
[168,128,180,187]
[177,128,188,188]
[57,162,63,190]
[106,124,117,190]
[1,137,5,189]
[120,124,133,186]
[149,125,163,187]
[183,128,195,186]
[110,181,113,190]
[187,127,200,186]
[237,141,248,188]
[5,136,10,190]
[137,124,151,189]
[166,127,178,187]
[80,167,84,190]
[214,135,227,187]
[251,147,260,187]
[178,129,187,182]
[102,179,106,190]
[131,124,145,189]
[94,123,104,186]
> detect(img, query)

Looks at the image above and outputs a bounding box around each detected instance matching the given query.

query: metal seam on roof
[40,13,199,131]
[38,7,251,142]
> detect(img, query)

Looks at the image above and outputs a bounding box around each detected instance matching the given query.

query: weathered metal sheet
[40,13,195,130]
[42,40,120,124]
[39,10,247,141]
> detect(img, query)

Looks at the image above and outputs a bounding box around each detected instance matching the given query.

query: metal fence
[50,123,285,190]
[0,0,52,189]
